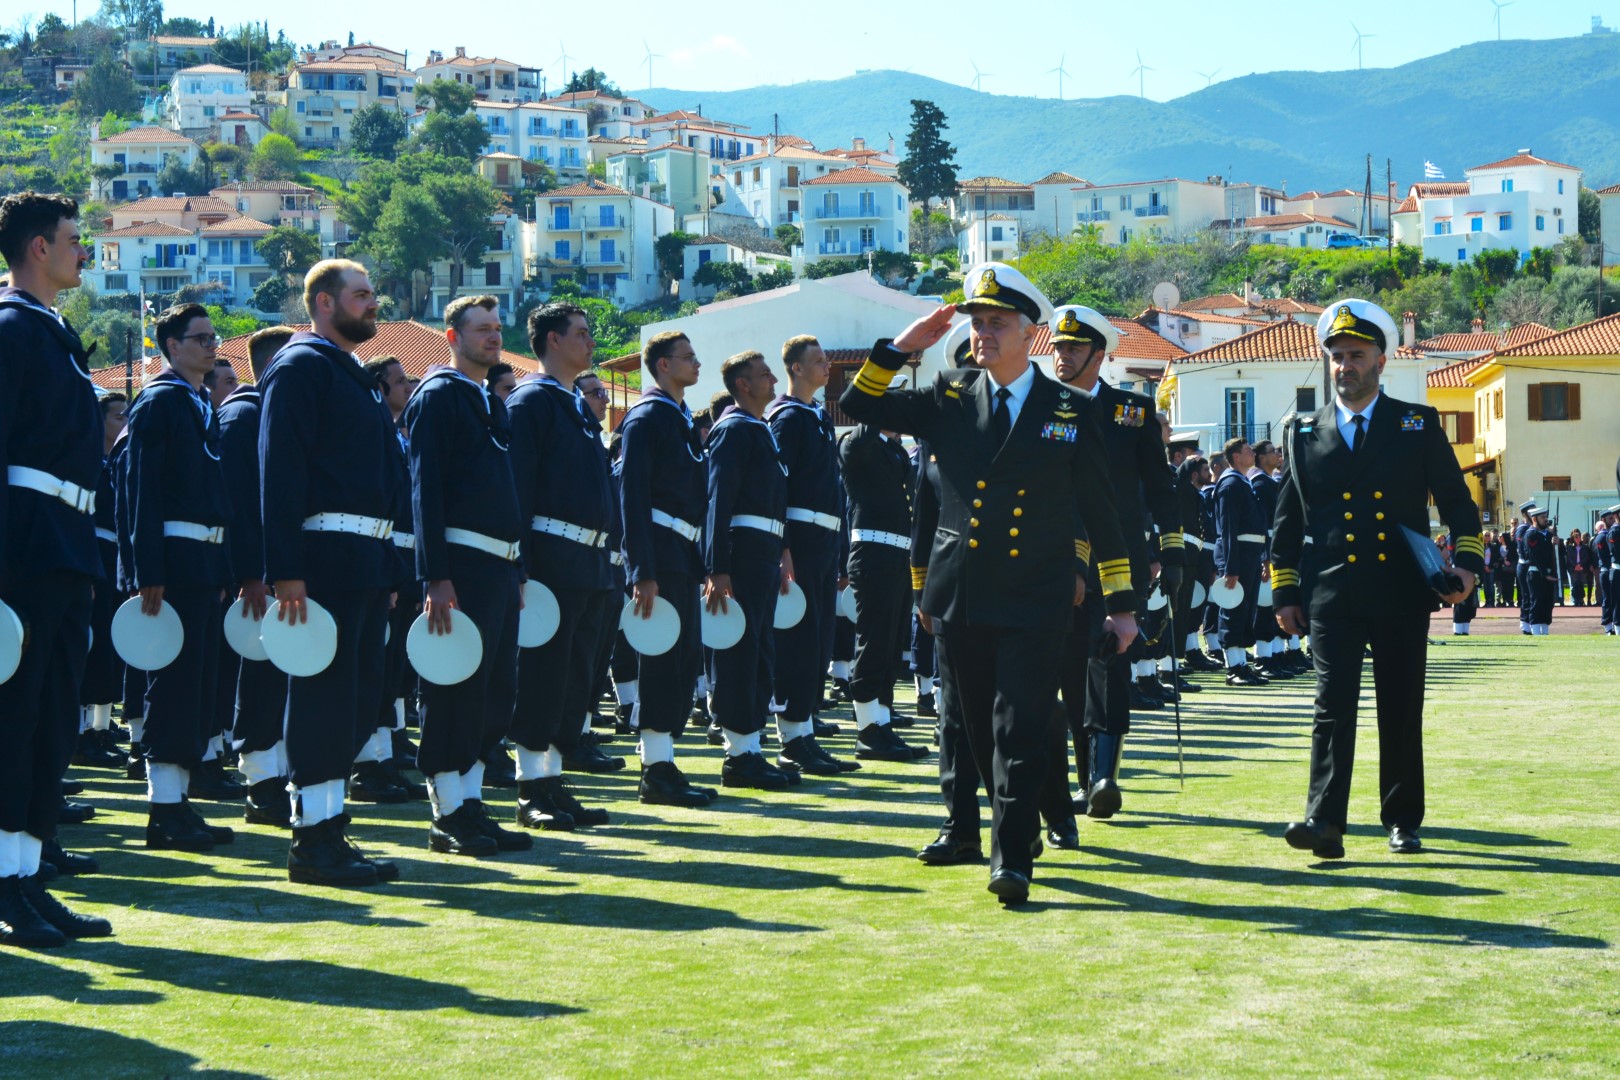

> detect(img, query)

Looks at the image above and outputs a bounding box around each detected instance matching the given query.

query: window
[1458,248,1467,262]
[1536,215,1545,230]
[991,226,1004,242]
[1439,411,1474,443]
[598,205,615,227]
[697,248,712,265]
[1493,389,1504,419]
[1543,476,1572,491]
[1295,387,1316,413]
[553,239,570,259]
[484,262,501,286]
[1119,195,1132,210]
[296,100,305,113]
[1559,219,1565,235]
[1558,179,1565,194]
[1501,179,1513,193]
[101,242,120,269]
[600,239,616,262]
[305,127,313,137]
[973,195,986,211]
[1470,217,1483,232]
[104,273,128,291]
[858,226,875,250]
[752,167,760,183]
[1528,382,1580,421]
[1498,214,1511,230]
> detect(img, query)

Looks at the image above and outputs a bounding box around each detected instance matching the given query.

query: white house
[414,47,541,103]
[286,54,416,149]
[197,215,275,310]
[605,143,713,219]
[1598,182,1620,267]
[550,91,658,140]
[424,212,527,323]
[211,181,324,234]
[949,177,1035,224]
[461,100,588,177]
[632,272,943,420]
[215,111,268,149]
[1280,189,1393,235]
[678,235,792,303]
[1233,212,1360,249]
[956,214,1022,265]
[1224,182,1288,223]
[1393,152,1583,265]
[1164,319,1427,448]
[646,113,759,163]
[531,179,675,307]
[1072,177,1228,245]
[802,167,910,262]
[89,125,202,203]
[166,64,250,139]
[723,142,855,231]
[1028,171,1088,238]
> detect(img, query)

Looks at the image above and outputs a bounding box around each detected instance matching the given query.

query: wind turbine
[1490,0,1514,40]
[555,41,572,87]
[969,60,993,93]
[1196,68,1221,88]
[1350,23,1375,70]
[642,39,663,90]
[1130,50,1153,98]
[1048,53,1070,100]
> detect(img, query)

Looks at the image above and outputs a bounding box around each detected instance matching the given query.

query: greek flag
[1423,160,1446,179]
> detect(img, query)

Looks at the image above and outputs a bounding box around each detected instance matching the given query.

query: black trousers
[774,528,838,723]
[1603,569,1617,625]
[707,534,781,737]
[0,570,90,838]
[417,551,521,778]
[634,570,701,735]
[1217,561,1262,650]
[1480,566,1498,607]
[1076,587,1131,737]
[909,612,935,679]
[939,657,1071,833]
[935,620,1066,877]
[285,586,390,788]
[233,656,288,756]
[849,544,909,704]
[512,585,611,754]
[379,588,417,719]
[144,584,223,768]
[1517,563,1531,621]
[1527,571,1556,625]
[80,546,123,706]
[1304,611,1429,831]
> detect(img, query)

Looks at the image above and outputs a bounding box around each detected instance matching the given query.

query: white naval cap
[1316,298,1399,355]
[940,318,974,365]
[959,261,1053,325]
[1049,304,1119,354]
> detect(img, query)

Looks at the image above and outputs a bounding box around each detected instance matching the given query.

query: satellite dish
[1152,281,1181,311]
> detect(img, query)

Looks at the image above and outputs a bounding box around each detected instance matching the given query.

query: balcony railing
[124,163,159,174]
[528,123,556,137]
[1136,203,1169,217]
[1075,210,1111,222]
[776,212,801,225]
[813,204,883,220]
[587,216,623,230]
[1214,421,1272,445]
[818,241,877,256]
[140,256,190,270]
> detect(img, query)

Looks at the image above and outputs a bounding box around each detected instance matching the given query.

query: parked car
[1326,232,1364,249]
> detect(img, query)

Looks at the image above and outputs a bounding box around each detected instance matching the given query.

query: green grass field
[5,632,1618,1078]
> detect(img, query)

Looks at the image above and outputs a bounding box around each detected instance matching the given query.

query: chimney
[852,136,865,151]
[1471,317,1485,334]
[1403,311,1415,349]
[1243,280,1252,304]
[766,134,776,155]
[455,46,466,59]
[888,134,895,155]
[90,119,101,141]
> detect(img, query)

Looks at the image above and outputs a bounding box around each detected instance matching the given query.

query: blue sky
[35,0,1620,101]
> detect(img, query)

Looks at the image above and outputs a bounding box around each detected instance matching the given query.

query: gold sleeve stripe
[1096,558,1131,576]
[851,360,897,396]
[1159,533,1185,549]
[1454,536,1484,555]
[910,566,928,590]
[1075,540,1093,564]
[1100,569,1133,595]
[1271,568,1301,588]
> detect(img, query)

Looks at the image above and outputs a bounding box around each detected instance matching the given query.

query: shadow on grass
[601,825,916,860]
[377,881,824,933]
[0,1020,268,1078]
[1025,875,1609,947]
[51,875,426,928]
[70,941,581,1016]
[1079,846,1503,898]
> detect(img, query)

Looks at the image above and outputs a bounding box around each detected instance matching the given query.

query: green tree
[774,223,802,248]
[155,151,213,195]
[100,0,166,39]
[414,79,487,160]
[255,224,320,276]
[250,133,300,180]
[693,260,754,296]
[205,141,250,182]
[562,68,621,96]
[98,112,130,138]
[654,230,696,290]
[423,171,499,291]
[896,100,958,255]
[267,108,297,141]
[417,78,477,117]
[349,103,408,160]
[72,54,141,118]
[87,162,123,200]
[1578,186,1600,243]
[1472,248,1519,289]
[756,263,795,290]
[159,16,209,36]
[363,184,448,310]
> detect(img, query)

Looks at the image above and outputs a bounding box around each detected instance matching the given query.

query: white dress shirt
[986,361,1037,427]
[1334,392,1380,448]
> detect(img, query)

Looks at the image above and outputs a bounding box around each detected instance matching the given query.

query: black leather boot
[1086,733,1124,819]
[288,820,379,886]
[515,779,576,831]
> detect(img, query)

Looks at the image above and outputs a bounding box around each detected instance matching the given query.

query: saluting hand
[273,580,308,624]
[424,580,458,634]
[892,305,958,355]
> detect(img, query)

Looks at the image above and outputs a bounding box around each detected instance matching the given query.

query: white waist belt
[8,465,94,514]
[731,514,785,538]
[96,527,117,544]
[1182,533,1205,550]
[786,507,840,531]
[393,531,416,550]
[163,520,224,544]
[532,515,607,548]
[303,512,393,540]
[651,508,700,542]
[852,528,908,549]
[1236,533,1266,543]
[444,527,521,562]
[610,551,625,567]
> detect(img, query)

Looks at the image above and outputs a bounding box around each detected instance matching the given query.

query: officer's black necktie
[992,386,1012,444]
[1351,413,1366,453]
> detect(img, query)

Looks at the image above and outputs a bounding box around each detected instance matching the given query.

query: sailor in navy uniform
[1513,500,1536,633]
[1274,298,1482,859]
[839,263,1138,905]
[123,304,236,852]
[618,331,715,809]
[703,351,810,789]
[260,260,402,887]
[1523,506,1557,635]
[506,302,620,833]
[404,295,529,858]
[574,370,627,736]
[219,327,295,828]
[767,336,846,740]
[1247,441,1295,680]
[73,390,129,771]
[0,192,114,946]
[1213,436,1269,686]
[1047,305,1180,820]
[840,420,933,762]
[1597,506,1619,633]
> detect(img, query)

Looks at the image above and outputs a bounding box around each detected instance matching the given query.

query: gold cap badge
[974,269,1001,298]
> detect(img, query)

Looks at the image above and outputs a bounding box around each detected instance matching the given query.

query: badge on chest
[1113,404,1146,427]
[1041,421,1079,443]
[1400,413,1425,432]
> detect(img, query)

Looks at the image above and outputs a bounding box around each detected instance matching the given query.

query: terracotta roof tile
[956,176,1030,190]
[1242,213,1357,230]
[1409,182,1471,199]
[1175,293,1248,312]
[95,221,195,238]
[200,216,273,234]
[1492,312,1620,357]
[210,181,318,195]
[1032,171,1085,185]
[1426,357,1487,388]
[1395,194,1421,213]
[174,63,242,75]
[801,167,899,186]
[1168,308,1268,326]
[1176,320,1321,364]
[1596,183,1620,196]
[112,195,234,216]
[1026,317,1185,362]
[1469,153,1580,172]
[152,35,217,47]
[210,321,537,382]
[99,127,196,145]
[542,180,632,198]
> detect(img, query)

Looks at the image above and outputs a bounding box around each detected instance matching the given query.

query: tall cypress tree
[897,99,959,254]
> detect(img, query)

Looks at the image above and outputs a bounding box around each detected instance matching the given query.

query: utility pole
[1362,153,1372,236]
[1386,158,1394,259]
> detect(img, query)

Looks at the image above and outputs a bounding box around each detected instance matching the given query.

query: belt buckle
[66,485,90,513]
[369,517,387,539]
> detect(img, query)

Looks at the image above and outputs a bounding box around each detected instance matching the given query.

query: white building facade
[166,64,251,139]
[1397,153,1583,265]
[531,180,675,307]
[803,168,909,262]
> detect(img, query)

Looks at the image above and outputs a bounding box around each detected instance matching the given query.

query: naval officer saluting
[840,263,1137,905]
[1274,299,1482,859]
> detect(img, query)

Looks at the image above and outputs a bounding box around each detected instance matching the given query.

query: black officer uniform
[1213,464,1267,683]
[404,367,526,855]
[217,381,292,824]
[0,286,103,939]
[508,373,622,786]
[1513,510,1534,629]
[1272,302,1484,857]
[1248,466,1288,676]
[840,309,1134,896]
[1171,456,1215,669]
[766,393,844,733]
[1524,515,1557,632]
[260,330,402,885]
[906,442,938,712]
[616,386,713,807]
[122,368,233,845]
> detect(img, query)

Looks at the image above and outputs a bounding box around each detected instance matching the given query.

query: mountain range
[640,33,1620,195]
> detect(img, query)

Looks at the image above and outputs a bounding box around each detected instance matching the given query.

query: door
[1225,387,1254,442]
